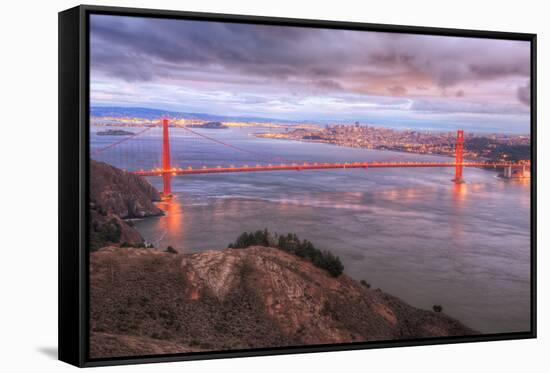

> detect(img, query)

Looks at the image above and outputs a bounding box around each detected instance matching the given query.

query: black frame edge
[58,5,86,367]
[79,4,535,40]
[82,332,535,368]
[57,4,536,367]
[530,34,537,338]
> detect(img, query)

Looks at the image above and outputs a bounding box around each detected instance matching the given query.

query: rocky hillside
[90,160,162,218]
[90,160,163,250]
[90,246,477,358]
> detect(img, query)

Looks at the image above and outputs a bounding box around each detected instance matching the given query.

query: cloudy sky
[90,15,531,133]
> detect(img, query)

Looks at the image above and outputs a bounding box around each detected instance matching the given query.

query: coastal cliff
[90,160,163,250]
[90,245,477,358]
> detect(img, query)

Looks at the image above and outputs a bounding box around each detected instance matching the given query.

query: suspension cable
[91,126,153,156]
[181,126,291,162]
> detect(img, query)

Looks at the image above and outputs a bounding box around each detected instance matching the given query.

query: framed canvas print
[58,5,537,367]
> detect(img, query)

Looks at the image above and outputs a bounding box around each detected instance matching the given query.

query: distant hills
[90,106,304,124]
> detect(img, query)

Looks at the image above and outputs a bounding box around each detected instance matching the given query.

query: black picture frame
[59,4,537,367]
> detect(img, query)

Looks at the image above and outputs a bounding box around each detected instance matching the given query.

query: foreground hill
[90,245,477,358]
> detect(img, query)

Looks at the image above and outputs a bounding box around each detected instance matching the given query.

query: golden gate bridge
[92,118,527,197]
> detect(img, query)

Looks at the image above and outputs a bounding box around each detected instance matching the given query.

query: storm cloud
[517,81,531,106]
[90,15,532,132]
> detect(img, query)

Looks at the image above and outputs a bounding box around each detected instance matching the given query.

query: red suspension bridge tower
[162,118,172,197]
[453,129,465,184]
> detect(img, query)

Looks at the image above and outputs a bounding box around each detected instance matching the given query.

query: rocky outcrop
[89,160,163,250]
[90,246,477,358]
[90,160,162,219]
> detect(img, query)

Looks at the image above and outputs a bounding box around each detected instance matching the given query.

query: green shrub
[433,305,443,313]
[360,280,371,288]
[90,218,122,251]
[165,246,178,254]
[96,218,121,242]
[120,241,146,248]
[228,229,344,277]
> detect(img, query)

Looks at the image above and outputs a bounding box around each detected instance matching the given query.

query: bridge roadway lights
[132,162,519,178]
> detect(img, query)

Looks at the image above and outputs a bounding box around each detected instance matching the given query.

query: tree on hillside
[228,229,344,277]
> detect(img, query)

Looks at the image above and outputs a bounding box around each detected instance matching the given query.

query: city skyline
[90,15,531,133]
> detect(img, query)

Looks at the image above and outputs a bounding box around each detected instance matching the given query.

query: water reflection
[151,197,185,250]
[450,183,467,239]
[452,183,468,204]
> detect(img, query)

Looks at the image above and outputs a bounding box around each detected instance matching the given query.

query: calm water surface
[91,126,531,334]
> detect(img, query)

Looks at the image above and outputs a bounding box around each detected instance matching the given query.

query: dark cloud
[387,85,407,96]
[470,64,529,79]
[90,15,330,83]
[411,99,528,115]
[314,79,343,90]
[517,81,531,106]
[90,15,530,93]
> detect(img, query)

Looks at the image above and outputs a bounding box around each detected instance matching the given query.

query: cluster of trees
[228,229,344,277]
[360,280,371,288]
[165,246,178,254]
[120,241,154,249]
[90,217,122,252]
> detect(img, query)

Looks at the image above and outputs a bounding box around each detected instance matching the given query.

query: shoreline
[253,132,491,163]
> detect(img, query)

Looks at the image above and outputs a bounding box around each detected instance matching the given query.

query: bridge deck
[131,161,520,177]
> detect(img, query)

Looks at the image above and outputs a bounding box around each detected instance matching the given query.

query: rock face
[90,246,477,358]
[89,160,163,250]
[90,160,162,219]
